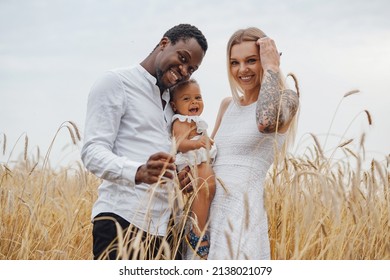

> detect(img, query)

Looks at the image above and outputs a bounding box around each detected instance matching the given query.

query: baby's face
[171,83,204,116]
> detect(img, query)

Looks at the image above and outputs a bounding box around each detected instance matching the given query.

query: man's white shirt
[81,64,174,236]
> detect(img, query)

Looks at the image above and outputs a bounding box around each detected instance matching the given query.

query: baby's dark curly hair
[154,24,208,53]
[170,78,199,100]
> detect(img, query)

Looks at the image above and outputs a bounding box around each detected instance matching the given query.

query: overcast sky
[1,0,389,168]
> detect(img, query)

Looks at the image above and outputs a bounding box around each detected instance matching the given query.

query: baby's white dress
[172,114,217,171]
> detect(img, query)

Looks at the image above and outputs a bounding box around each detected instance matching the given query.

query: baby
[170,79,217,259]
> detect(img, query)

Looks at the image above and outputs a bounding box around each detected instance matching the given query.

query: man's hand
[135,152,175,185]
[177,166,193,194]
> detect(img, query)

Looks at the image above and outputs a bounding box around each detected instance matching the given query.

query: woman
[207,27,299,259]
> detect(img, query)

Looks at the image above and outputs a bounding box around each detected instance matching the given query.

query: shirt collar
[136,64,157,85]
[137,64,170,102]
[162,90,170,104]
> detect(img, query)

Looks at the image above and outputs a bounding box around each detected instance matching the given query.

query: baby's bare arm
[172,121,212,153]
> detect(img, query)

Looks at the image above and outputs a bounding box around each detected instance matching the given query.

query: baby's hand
[198,135,214,149]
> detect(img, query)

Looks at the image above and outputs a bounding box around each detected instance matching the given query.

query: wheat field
[0,120,389,260]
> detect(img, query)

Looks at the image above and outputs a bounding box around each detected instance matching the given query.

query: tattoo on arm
[256,70,282,133]
[256,70,298,133]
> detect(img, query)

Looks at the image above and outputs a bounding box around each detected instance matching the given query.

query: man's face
[155,38,204,91]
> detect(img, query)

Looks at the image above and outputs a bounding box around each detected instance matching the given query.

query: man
[81,24,207,260]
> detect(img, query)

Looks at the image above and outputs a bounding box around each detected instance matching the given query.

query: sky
[1,0,389,169]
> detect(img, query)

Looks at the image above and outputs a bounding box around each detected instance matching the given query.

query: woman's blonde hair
[226,27,300,156]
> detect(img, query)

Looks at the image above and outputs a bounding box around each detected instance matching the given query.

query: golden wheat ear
[287,72,300,97]
[2,133,6,155]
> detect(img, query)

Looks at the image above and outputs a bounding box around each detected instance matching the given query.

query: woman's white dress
[207,101,286,260]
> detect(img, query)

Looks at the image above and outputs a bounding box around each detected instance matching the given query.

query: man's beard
[156,68,167,92]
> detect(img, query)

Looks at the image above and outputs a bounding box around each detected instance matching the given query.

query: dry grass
[1,121,389,260]
[0,123,98,260]
[267,150,390,259]
[0,163,98,259]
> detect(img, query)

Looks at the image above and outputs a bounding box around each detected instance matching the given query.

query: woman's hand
[256,37,280,72]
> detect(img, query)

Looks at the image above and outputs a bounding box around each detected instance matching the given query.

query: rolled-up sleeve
[81,71,142,186]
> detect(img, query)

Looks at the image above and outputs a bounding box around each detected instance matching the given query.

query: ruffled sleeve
[172,114,208,134]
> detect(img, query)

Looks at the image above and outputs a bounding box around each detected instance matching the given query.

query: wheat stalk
[2,133,6,155]
[323,89,360,150]
[23,135,28,161]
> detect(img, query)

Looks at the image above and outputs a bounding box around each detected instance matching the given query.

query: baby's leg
[185,162,216,259]
[190,162,216,236]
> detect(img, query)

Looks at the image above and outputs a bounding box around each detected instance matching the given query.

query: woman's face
[229,41,263,93]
